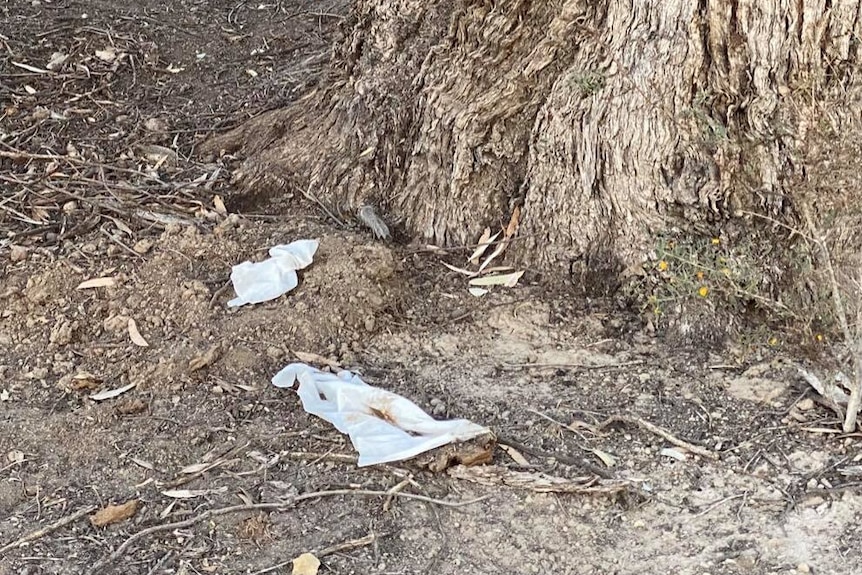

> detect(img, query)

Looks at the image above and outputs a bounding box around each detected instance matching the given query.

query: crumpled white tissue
[272,363,490,467]
[228,239,318,307]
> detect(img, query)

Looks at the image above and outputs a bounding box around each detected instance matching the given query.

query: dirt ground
[2,2,862,574]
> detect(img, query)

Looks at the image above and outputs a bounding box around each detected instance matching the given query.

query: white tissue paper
[228,239,319,308]
[272,363,490,467]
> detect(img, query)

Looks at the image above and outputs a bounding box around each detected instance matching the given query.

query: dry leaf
[477,239,509,272]
[162,487,228,499]
[468,271,524,288]
[7,450,25,464]
[130,457,157,471]
[591,448,617,468]
[90,381,136,401]
[179,460,223,474]
[11,61,50,74]
[505,205,521,238]
[189,344,221,372]
[659,447,688,461]
[46,52,68,71]
[159,501,177,519]
[127,318,149,347]
[95,47,119,62]
[468,287,488,297]
[442,261,478,276]
[500,444,530,466]
[90,500,139,527]
[292,553,321,575]
[480,266,515,273]
[77,276,116,290]
[467,229,498,264]
[213,195,227,216]
[137,144,177,167]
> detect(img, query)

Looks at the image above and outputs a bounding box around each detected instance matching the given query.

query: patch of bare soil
[2,3,861,575]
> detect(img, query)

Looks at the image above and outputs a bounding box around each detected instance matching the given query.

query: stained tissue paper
[227,239,319,307]
[272,363,490,467]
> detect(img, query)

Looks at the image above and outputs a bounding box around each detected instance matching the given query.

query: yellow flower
[768,336,778,346]
[698,286,709,297]
[711,237,720,245]
[657,260,669,271]
[816,334,824,342]
[721,268,731,276]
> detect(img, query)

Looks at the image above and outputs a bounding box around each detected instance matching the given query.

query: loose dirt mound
[2,3,861,575]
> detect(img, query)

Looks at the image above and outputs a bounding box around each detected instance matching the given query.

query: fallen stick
[0,505,97,555]
[502,360,644,370]
[87,489,488,573]
[597,414,719,460]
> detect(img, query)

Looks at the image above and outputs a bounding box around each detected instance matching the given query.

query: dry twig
[0,505,97,555]
[802,204,862,432]
[502,360,644,370]
[596,414,719,460]
[87,490,488,573]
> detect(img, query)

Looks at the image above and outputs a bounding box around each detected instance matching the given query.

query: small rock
[103,315,131,333]
[789,410,808,422]
[133,239,154,254]
[266,346,284,360]
[144,117,169,133]
[796,398,815,411]
[801,495,825,508]
[9,245,28,262]
[62,200,78,212]
[49,319,76,346]
[25,367,49,380]
[796,563,811,573]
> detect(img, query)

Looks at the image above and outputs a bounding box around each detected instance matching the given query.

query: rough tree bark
[205,0,862,294]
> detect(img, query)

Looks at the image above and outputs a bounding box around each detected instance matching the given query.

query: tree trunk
[205,0,862,306]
